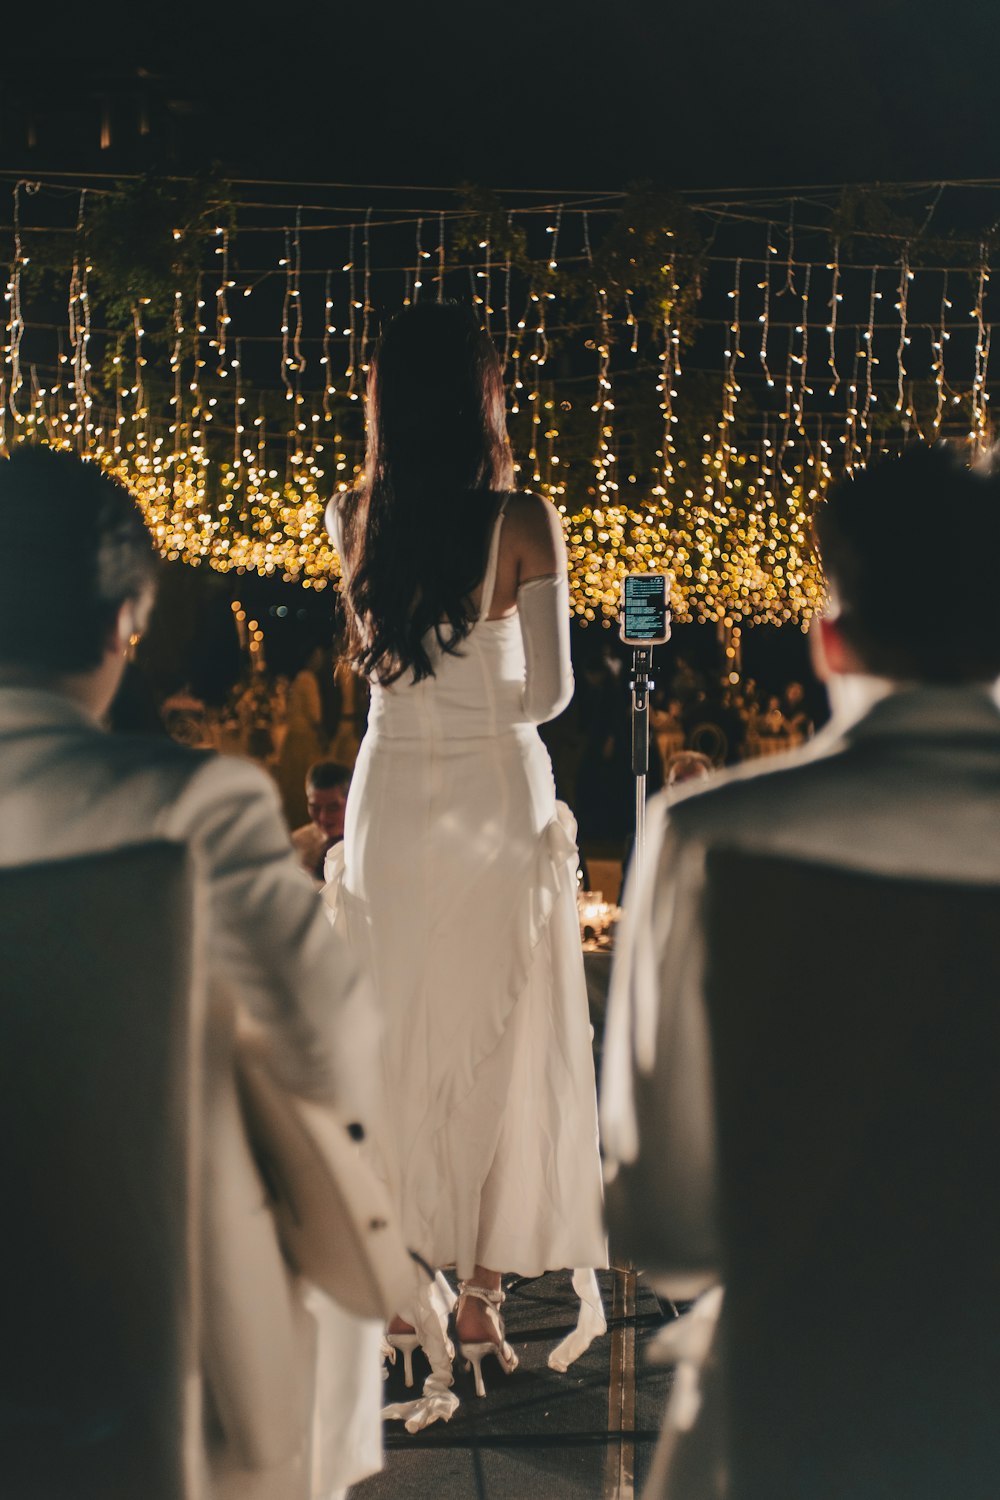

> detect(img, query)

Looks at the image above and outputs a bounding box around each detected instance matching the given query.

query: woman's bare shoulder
[503,490,564,545]
[502,490,566,575]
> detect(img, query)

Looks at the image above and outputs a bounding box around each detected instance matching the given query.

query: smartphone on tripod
[619,573,672,646]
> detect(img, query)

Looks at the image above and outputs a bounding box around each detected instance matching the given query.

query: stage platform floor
[351,1267,677,1500]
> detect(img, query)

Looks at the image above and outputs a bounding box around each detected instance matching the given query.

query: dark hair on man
[337,302,515,686]
[306,759,352,792]
[0,446,158,673]
[815,444,1000,683]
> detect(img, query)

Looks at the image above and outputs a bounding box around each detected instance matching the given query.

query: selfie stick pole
[630,646,654,885]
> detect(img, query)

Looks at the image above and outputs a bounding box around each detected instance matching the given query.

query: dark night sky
[13,0,1000,192]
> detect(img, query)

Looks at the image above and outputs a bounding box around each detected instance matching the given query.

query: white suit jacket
[601,681,1000,1498]
[602,680,1000,1283]
[0,684,378,1492]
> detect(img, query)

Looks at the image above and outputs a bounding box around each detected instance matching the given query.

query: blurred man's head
[0,446,157,716]
[305,760,352,842]
[814,445,1000,684]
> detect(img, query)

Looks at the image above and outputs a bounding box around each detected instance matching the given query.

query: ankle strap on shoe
[458,1282,504,1307]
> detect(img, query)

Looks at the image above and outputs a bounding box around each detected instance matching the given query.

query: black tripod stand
[629,646,655,885]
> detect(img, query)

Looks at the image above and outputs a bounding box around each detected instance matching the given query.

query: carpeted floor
[351,1269,675,1500]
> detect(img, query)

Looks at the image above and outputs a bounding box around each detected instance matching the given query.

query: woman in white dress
[325,304,606,1403]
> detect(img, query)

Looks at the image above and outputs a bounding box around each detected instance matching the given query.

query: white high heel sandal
[385,1329,421,1388]
[456,1283,519,1398]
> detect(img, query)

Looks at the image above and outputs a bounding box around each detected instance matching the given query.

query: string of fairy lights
[2,173,999,628]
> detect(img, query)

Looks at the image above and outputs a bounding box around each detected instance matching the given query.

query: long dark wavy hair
[338,303,515,684]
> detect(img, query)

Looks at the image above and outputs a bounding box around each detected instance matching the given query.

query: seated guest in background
[601,444,1000,1500]
[781,678,813,742]
[665,749,713,798]
[276,644,329,828]
[682,683,744,766]
[652,695,686,776]
[669,654,705,706]
[0,447,381,1500]
[160,682,210,746]
[757,692,786,738]
[292,759,352,884]
[735,677,760,736]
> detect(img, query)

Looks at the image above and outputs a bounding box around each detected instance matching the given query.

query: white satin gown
[326,504,607,1291]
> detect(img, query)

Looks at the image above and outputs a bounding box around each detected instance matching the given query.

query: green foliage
[86,172,234,325]
[831,183,984,271]
[591,184,705,335]
[452,185,530,267]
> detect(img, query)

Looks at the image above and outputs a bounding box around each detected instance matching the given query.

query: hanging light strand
[971,244,991,450]
[68,188,93,448]
[411,215,425,304]
[4,179,33,433]
[321,268,334,416]
[360,205,372,379]
[279,227,294,397]
[345,224,358,400]
[933,269,949,436]
[894,248,912,415]
[826,237,841,398]
[758,225,775,388]
[794,261,811,437]
[214,225,231,375]
[291,207,305,377]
